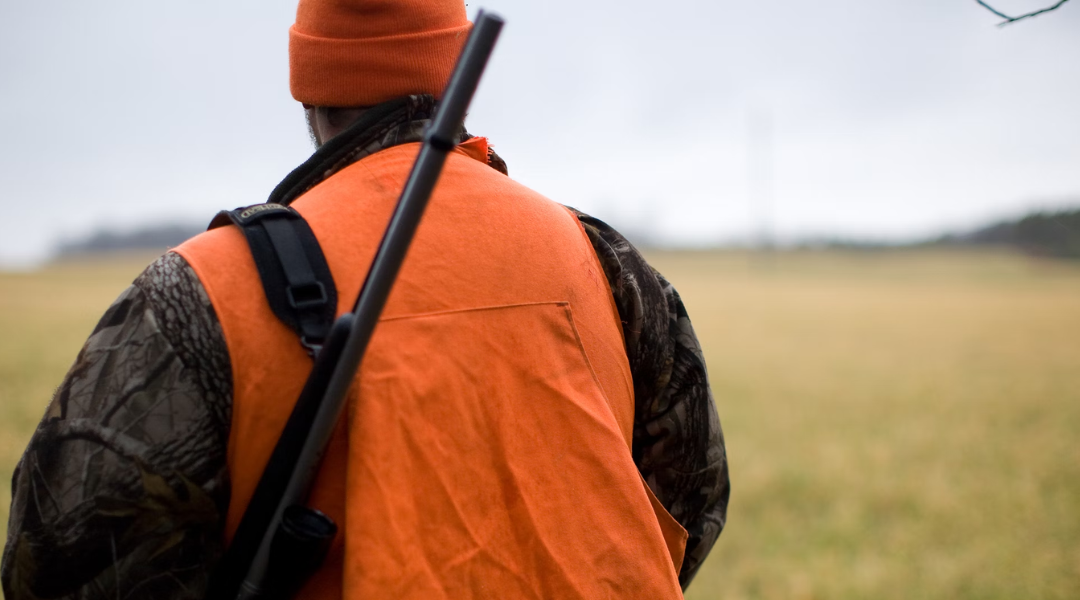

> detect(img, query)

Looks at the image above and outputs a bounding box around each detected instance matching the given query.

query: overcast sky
[1,0,1078,266]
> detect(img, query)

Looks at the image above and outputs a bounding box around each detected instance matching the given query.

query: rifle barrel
[221,11,504,600]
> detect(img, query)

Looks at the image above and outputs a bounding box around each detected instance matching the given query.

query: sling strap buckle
[209,203,338,358]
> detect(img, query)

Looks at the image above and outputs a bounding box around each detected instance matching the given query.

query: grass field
[1,249,1078,598]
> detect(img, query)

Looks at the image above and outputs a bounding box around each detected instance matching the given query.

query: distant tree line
[54,208,1080,260]
[57,224,203,257]
[935,207,1080,259]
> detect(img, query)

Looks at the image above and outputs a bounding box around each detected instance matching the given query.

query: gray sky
[1,0,1078,266]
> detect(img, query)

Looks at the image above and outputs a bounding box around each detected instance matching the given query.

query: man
[2,0,729,598]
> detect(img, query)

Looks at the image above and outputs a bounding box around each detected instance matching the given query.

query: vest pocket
[641,474,689,575]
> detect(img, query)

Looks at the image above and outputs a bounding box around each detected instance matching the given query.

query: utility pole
[747,104,775,257]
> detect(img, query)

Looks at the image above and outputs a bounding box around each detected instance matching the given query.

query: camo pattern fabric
[2,98,727,598]
[571,210,730,586]
[1,253,231,600]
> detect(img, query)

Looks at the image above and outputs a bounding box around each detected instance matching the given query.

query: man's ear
[304,106,322,149]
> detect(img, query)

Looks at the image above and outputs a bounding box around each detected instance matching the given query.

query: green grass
[1,249,1078,598]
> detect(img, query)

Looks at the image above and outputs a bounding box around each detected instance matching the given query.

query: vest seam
[377,300,570,322]
[561,205,637,432]
[554,303,616,427]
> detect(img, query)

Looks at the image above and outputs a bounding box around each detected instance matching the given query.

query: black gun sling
[208,203,337,356]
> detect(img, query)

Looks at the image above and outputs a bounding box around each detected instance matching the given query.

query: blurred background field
[651,249,1080,599]
[2,248,1079,599]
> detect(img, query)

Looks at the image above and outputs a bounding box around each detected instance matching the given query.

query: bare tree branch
[976,0,1071,25]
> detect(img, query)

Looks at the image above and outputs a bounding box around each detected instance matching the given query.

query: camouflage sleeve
[571,209,731,589]
[1,252,232,600]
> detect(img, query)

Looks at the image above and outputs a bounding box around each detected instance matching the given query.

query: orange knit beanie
[290,0,471,107]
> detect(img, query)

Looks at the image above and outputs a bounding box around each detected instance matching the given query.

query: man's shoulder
[136,251,210,304]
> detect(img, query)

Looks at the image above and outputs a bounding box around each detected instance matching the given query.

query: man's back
[178,136,685,598]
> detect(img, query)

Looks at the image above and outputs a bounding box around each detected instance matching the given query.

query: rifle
[205,11,504,600]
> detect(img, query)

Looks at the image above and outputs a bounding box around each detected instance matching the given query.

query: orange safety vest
[175,137,687,599]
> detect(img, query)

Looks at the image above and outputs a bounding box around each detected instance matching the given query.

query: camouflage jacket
[2,95,729,599]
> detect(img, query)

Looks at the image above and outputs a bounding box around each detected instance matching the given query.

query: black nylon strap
[209,203,337,356]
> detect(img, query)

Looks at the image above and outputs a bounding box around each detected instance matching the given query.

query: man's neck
[305,106,370,148]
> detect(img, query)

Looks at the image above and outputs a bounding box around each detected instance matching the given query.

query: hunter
[1,0,729,598]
